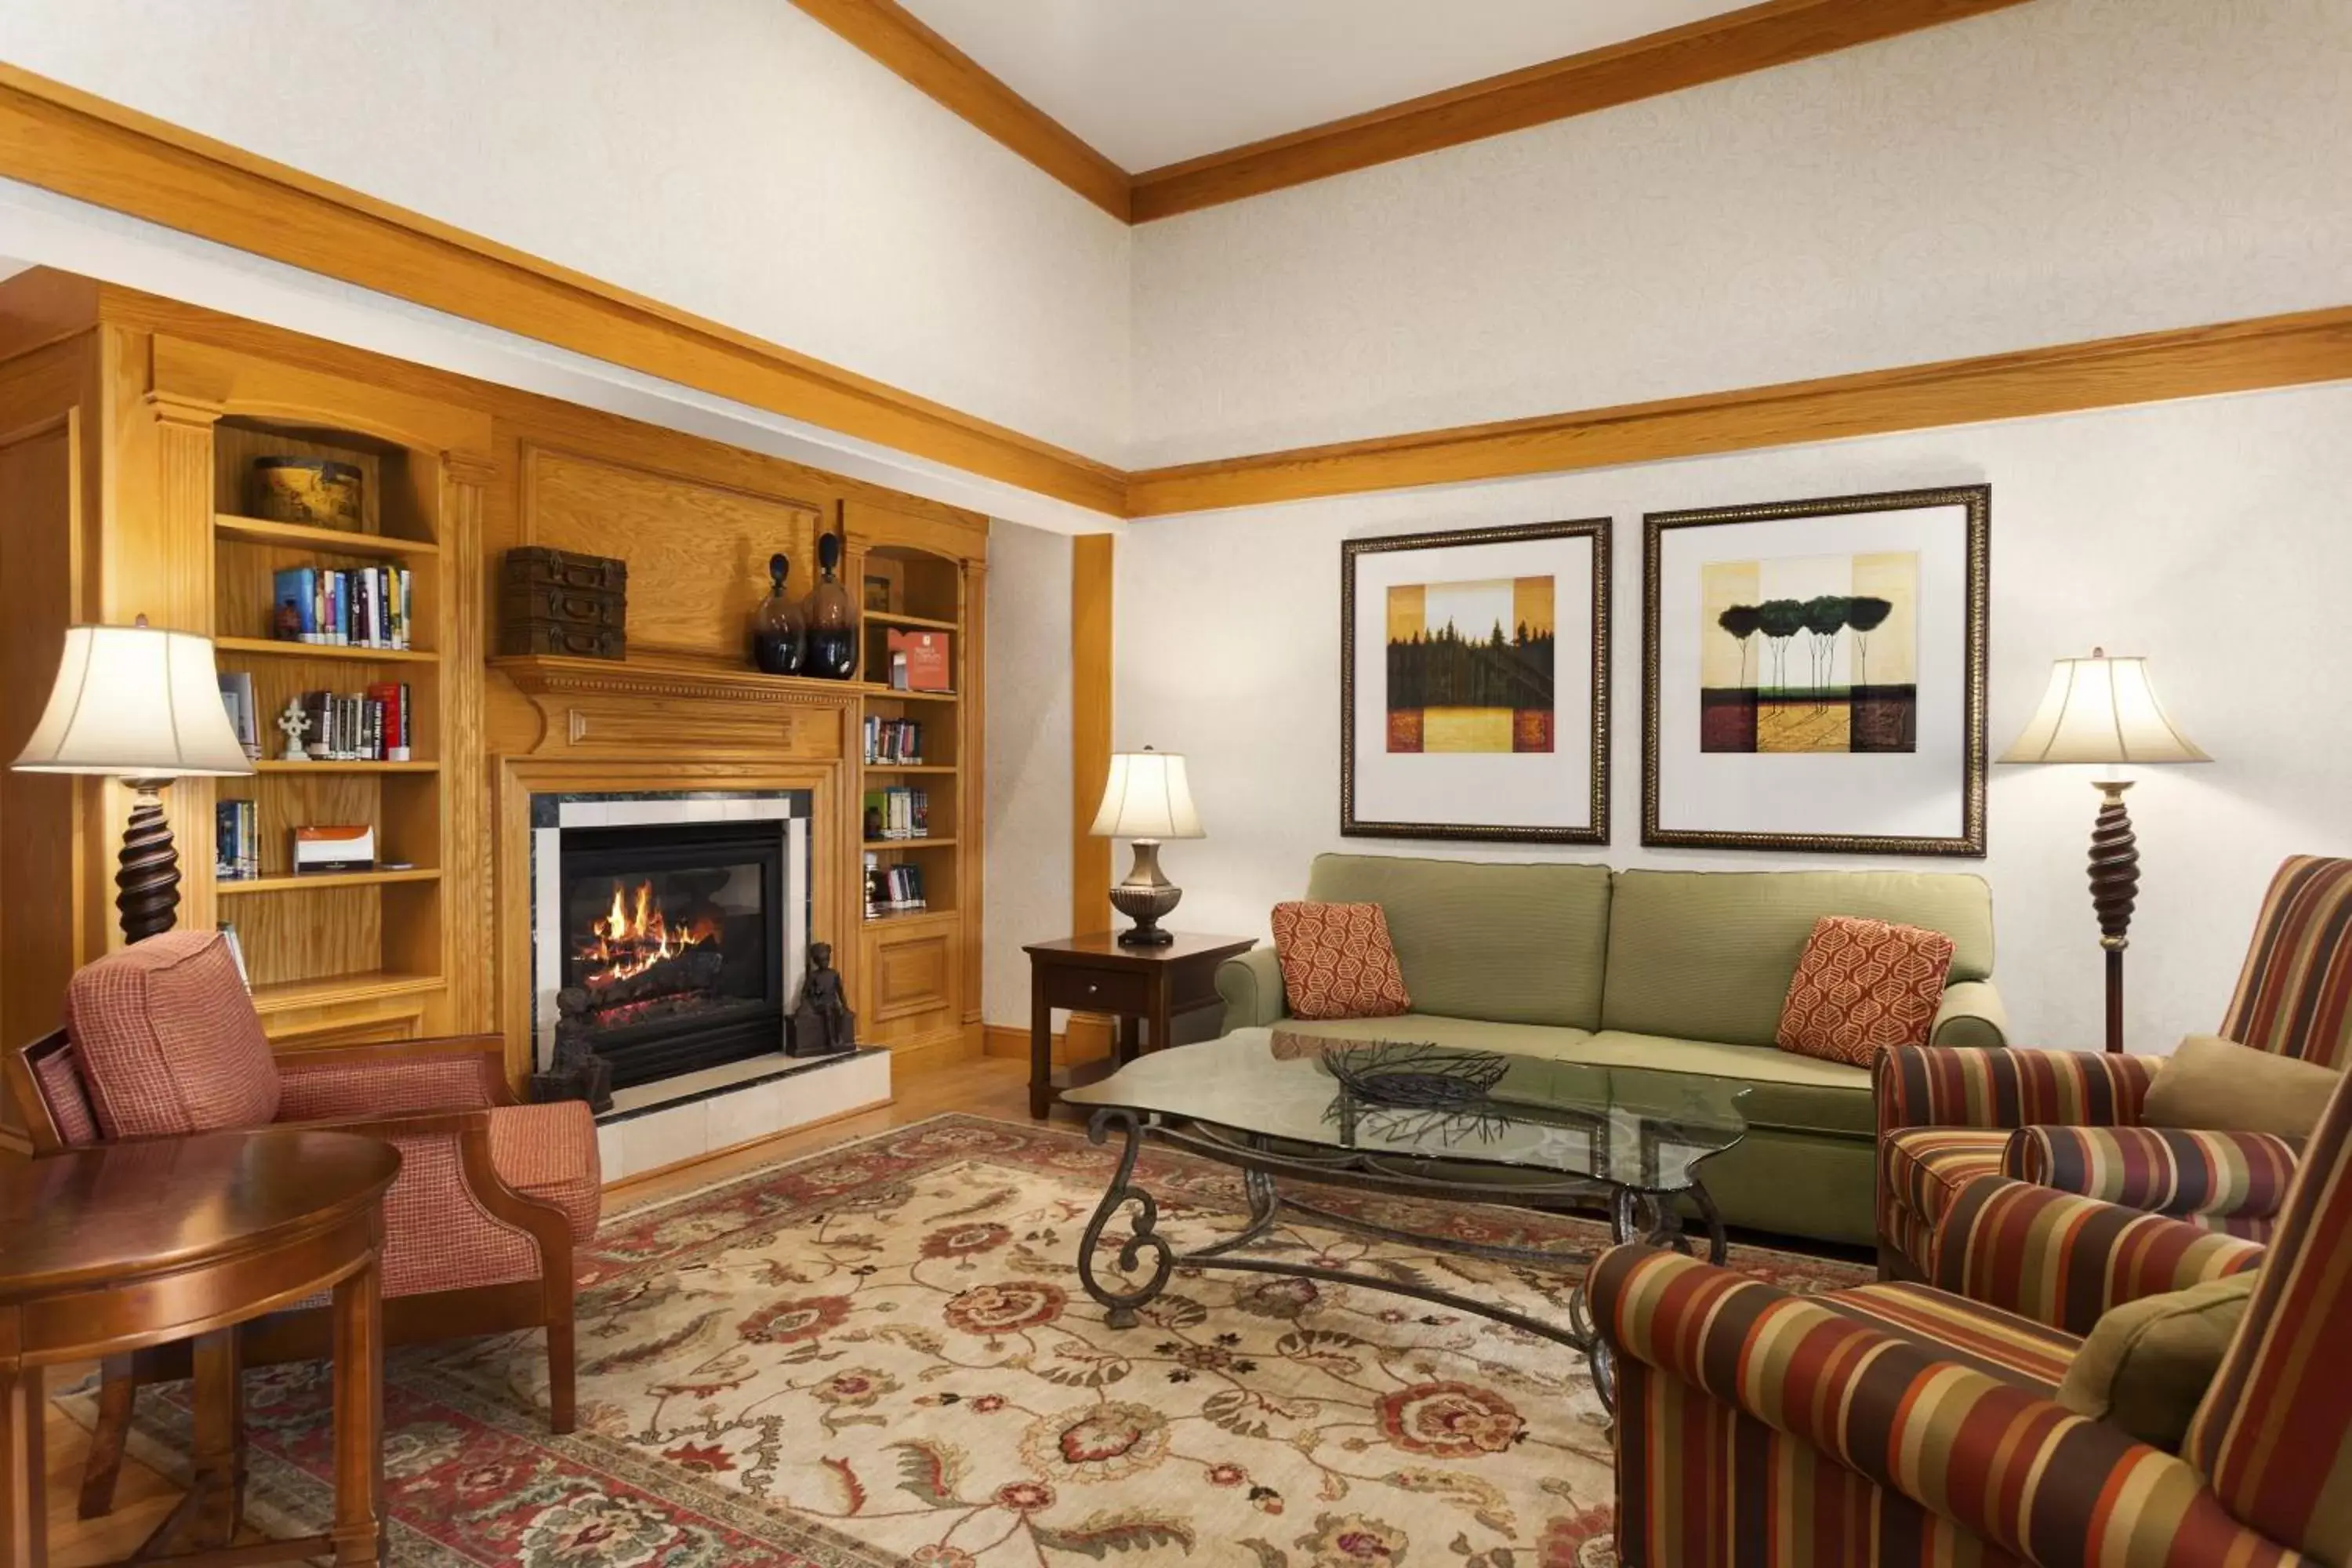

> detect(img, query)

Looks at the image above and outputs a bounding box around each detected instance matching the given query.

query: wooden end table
[0,1129,398,1568]
[1025,931,1257,1118]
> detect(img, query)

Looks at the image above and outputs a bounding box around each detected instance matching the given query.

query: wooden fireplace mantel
[489,652,872,706]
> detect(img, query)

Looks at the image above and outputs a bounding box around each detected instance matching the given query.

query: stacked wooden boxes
[499,546,627,659]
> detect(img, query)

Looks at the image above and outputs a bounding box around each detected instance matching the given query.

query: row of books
[215,799,260,881]
[863,716,924,765]
[216,671,264,760]
[863,855,927,916]
[271,564,414,648]
[298,684,414,762]
[863,786,931,840]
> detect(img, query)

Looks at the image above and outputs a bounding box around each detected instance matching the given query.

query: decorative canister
[801,531,858,680]
[750,552,807,674]
[251,457,365,530]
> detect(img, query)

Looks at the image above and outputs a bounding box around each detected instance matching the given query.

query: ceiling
[893,0,1762,172]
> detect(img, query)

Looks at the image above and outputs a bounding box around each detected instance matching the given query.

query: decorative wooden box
[499,546,626,660]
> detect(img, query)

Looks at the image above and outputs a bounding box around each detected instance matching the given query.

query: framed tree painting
[1642,485,1988,855]
[1342,518,1610,843]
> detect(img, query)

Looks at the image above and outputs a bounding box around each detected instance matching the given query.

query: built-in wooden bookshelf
[208,416,455,1031]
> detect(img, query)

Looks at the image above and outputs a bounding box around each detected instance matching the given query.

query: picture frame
[1641,485,1989,855]
[1341,518,1610,844]
[862,575,893,612]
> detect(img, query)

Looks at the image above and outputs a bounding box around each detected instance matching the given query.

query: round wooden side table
[0,1128,398,1568]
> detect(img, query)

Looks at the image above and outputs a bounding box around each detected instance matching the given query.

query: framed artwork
[1642,485,1988,855]
[1341,518,1610,844]
[862,575,893,612]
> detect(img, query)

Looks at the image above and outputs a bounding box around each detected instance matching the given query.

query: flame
[577,879,717,988]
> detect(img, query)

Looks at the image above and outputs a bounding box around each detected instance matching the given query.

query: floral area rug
[74,1113,1866,1566]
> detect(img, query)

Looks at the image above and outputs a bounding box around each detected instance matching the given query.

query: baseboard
[981,1022,1112,1066]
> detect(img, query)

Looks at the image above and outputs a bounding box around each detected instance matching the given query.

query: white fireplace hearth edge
[593,1047,891,1184]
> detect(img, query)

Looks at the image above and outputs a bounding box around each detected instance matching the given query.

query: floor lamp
[1998,649,2209,1052]
[11,617,255,942]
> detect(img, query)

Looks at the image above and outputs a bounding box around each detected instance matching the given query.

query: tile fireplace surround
[530,788,887,1181]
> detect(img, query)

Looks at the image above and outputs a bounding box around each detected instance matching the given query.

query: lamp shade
[12,622,254,778]
[1997,649,2209,766]
[1089,748,1204,840]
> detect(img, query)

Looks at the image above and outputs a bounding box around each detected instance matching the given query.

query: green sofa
[1216,853,2006,1247]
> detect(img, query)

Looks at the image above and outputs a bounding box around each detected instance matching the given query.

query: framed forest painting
[1341,518,1610,843]
[1642,485,1988,855]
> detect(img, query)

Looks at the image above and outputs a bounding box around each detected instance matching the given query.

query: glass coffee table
[1062,1026,1748,1410]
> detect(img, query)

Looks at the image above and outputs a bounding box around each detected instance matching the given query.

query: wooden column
[961,550,988,1040]
[131,390,222,944]
[1066,532,1115,1063]
[441,452,495,1033]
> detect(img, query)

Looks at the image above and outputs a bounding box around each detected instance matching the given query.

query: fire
[578,879,717,988]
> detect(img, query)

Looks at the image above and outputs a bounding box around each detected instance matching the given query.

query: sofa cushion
[1303,853,1611,1029]
[2144,1033,2341,1140]
[1565,1030,1876,1137]
[2059,1273,2256,1450]
[1601,869,1993,1047]
[1270,901,1412,1020]
[1777,916,1955,1065]
[65,930,281,1138]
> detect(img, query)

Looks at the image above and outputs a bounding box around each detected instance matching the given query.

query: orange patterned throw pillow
[1272,901,1412,1021]
[1775,915,1955,1065]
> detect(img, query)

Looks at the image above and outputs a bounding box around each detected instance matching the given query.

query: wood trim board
[787,0,2030,224]
[0,63,1126,515]
[789,0,1131,221]
[5,68,2352,525]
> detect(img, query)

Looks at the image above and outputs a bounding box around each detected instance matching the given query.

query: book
[216,670,260,758]
[272,566,318,642]
[216,921,250,987]
[886,629,952,691]
[294,824,376,874]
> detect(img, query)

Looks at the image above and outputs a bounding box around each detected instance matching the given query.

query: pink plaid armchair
[5,930,599,1517]
[1875,855,2352,1279]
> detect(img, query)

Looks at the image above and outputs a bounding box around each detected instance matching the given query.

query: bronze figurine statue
[789,942,857,1057]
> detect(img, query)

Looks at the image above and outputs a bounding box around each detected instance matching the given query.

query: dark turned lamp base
[1109,839,1182,947]
[2089,779,2140,1054]
[116,776,184,944]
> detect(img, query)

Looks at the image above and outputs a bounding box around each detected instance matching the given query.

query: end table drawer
[1041,966,1152,1015]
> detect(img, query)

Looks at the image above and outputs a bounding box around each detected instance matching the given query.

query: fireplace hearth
[531,791,811,1094]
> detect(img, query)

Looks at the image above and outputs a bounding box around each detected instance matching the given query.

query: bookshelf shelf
[250,760,440,775]
[214,513,441,558]
[861,764,953,775]
[218,868,443,896]
[861,686,958,702]
[865,837,958,850]
[249,970,445,1016]
[216,636,441,665]
[868,611,957,632]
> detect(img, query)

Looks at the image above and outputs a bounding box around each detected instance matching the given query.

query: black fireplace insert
[557,819,786,1089]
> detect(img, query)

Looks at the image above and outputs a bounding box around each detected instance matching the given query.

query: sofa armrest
[1928,978,2007,1047]
[1217,947,1287,1033]
[1875,1044,2158,1137]
[1932,1174,2266,1335]
[1592,1245,2284,1565]
[2004,1125,2299,1225]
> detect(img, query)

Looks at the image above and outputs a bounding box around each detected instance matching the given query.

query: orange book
[887,630,952,691]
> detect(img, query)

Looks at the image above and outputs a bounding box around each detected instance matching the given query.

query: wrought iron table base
[1075,1108,1727,1414]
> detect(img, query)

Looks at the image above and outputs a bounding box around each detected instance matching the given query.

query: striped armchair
[1875,855,2352,1278]
[4,931,599,1519]
[1594,1067,2352,1566]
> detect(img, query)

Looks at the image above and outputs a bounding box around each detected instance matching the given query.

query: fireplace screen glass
[557,819,788,1087]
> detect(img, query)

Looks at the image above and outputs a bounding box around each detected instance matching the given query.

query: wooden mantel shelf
[490,653,868,706]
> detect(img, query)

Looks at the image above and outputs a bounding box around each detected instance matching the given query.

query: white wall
[0,0,1132,461]
[1131,0,2352,465]
[1116,382,2352,1053]
[984,521,1075,1025]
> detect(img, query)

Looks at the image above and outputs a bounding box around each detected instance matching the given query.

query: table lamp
[1998,648,2209,1052]
[12,617,255,942]
[1090,746,1205,947]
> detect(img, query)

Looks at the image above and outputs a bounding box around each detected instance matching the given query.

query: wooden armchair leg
[77,1355,136,1519]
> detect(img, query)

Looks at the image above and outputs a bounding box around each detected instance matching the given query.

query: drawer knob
[1085,982,1099,996]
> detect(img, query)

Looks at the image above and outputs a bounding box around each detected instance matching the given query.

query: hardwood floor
[42,1054,1041,1567]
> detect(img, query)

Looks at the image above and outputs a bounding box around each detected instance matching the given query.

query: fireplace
[531,791,811,1091]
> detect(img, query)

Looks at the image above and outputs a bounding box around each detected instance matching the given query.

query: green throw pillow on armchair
[2143,1034,2341,1140]
[2056,1272,2256,1450]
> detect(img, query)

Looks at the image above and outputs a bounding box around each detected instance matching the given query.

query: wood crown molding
[7,67,2352,523]
[1123,306,2352,516]
[793,0,2031,224]
[789,0,1131,222]
[0,62,1124,515]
